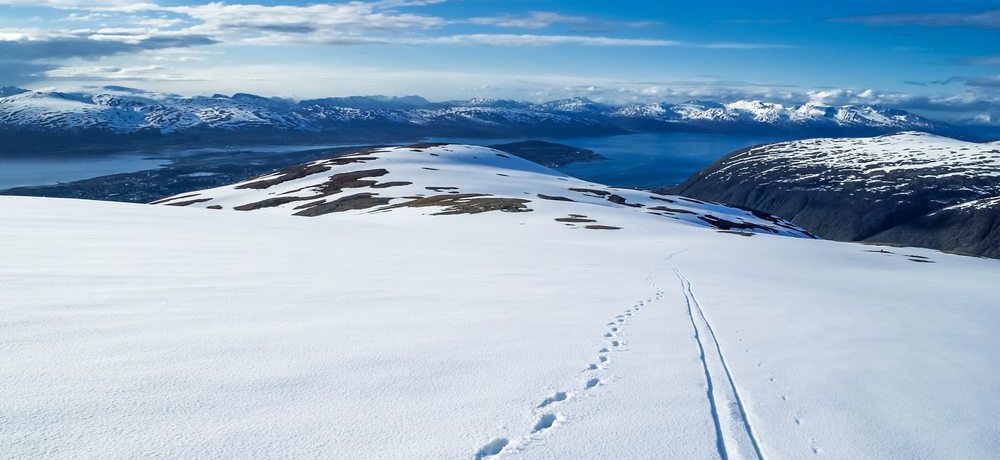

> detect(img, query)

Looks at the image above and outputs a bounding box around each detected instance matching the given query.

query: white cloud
[836,10,1000,29]
[468,12,591,29]
[45,64,196,80]
[1,0,786,50]
[169,1,446,37]
[408,34,681,47]
[467,11,658,30]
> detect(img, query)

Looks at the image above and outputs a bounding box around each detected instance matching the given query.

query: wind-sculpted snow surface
[3,146,999,459]
[675,132,1000,257]
[155,143,811,237]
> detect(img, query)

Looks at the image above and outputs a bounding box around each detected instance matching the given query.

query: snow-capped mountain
[0,87,621,142]
[4,143,999,459]
[0,86,954,151]
[611,99,943,134]
[674,132,1000,257]
[157,143,811,238]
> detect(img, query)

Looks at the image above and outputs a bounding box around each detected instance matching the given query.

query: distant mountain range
[0,86,973,152]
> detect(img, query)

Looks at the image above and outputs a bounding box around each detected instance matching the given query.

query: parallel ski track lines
[675,268,764,460]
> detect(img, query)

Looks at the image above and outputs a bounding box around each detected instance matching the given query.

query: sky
[0,0,998,123]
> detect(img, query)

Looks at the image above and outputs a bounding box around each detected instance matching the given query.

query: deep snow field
[2,144,999,460]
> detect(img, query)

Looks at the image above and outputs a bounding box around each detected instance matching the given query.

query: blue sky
[0,0,997,122]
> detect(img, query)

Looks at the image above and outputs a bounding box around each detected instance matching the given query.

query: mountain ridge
[672,131,1000,257]
[0,86,966,153]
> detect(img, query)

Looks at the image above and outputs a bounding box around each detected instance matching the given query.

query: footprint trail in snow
[472,274,666,458]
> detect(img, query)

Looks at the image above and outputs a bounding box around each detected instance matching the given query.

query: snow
[940,195,1000,212]
[0,86,943,135]
[2,146,999,459]
[162,144,808,238]
[707,131,1000,193]
[610,100,938,131]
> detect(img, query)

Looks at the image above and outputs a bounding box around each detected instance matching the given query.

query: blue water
[0,144,348,190]
[0,154,166,190]
[0,133,792,190]
[430,132,792,188]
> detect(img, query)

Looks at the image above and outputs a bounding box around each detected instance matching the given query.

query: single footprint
[475,438,509,459]
[538,391,568,408]
[585,378,601,389]
[599,347,610,353]
[610,327,619,332]
[586,363,599,370]
[610,341,621,347]
[604,332,615,338]
[533,413,561,433]
[598,356,609,363]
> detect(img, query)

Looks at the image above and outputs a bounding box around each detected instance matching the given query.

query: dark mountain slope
[673,132,1000,257]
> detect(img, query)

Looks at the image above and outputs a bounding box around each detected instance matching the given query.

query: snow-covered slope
[0,87,950,143]
[3,145,999,459]
[675,132,1000,257]
[155,143,810,237]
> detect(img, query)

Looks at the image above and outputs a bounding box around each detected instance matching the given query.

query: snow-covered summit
[157,143,811,237]
[611,100,943,133]
[705,131,1000,193]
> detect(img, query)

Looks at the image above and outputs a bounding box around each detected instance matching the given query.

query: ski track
[472,266,771,459]
[473,273,665,458]
[675,268,765,460]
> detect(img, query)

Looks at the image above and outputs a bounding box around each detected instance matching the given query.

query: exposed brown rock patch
[165,198,213,207]
[236,163,331,190]
[370,181,412,189]
[537,194,575,202]
[377,193,532,215]
[294,193,392,216]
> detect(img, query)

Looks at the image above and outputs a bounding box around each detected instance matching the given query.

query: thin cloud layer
[836,10,1000,29]
[0,29,216,84]
[0,0,994,124]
